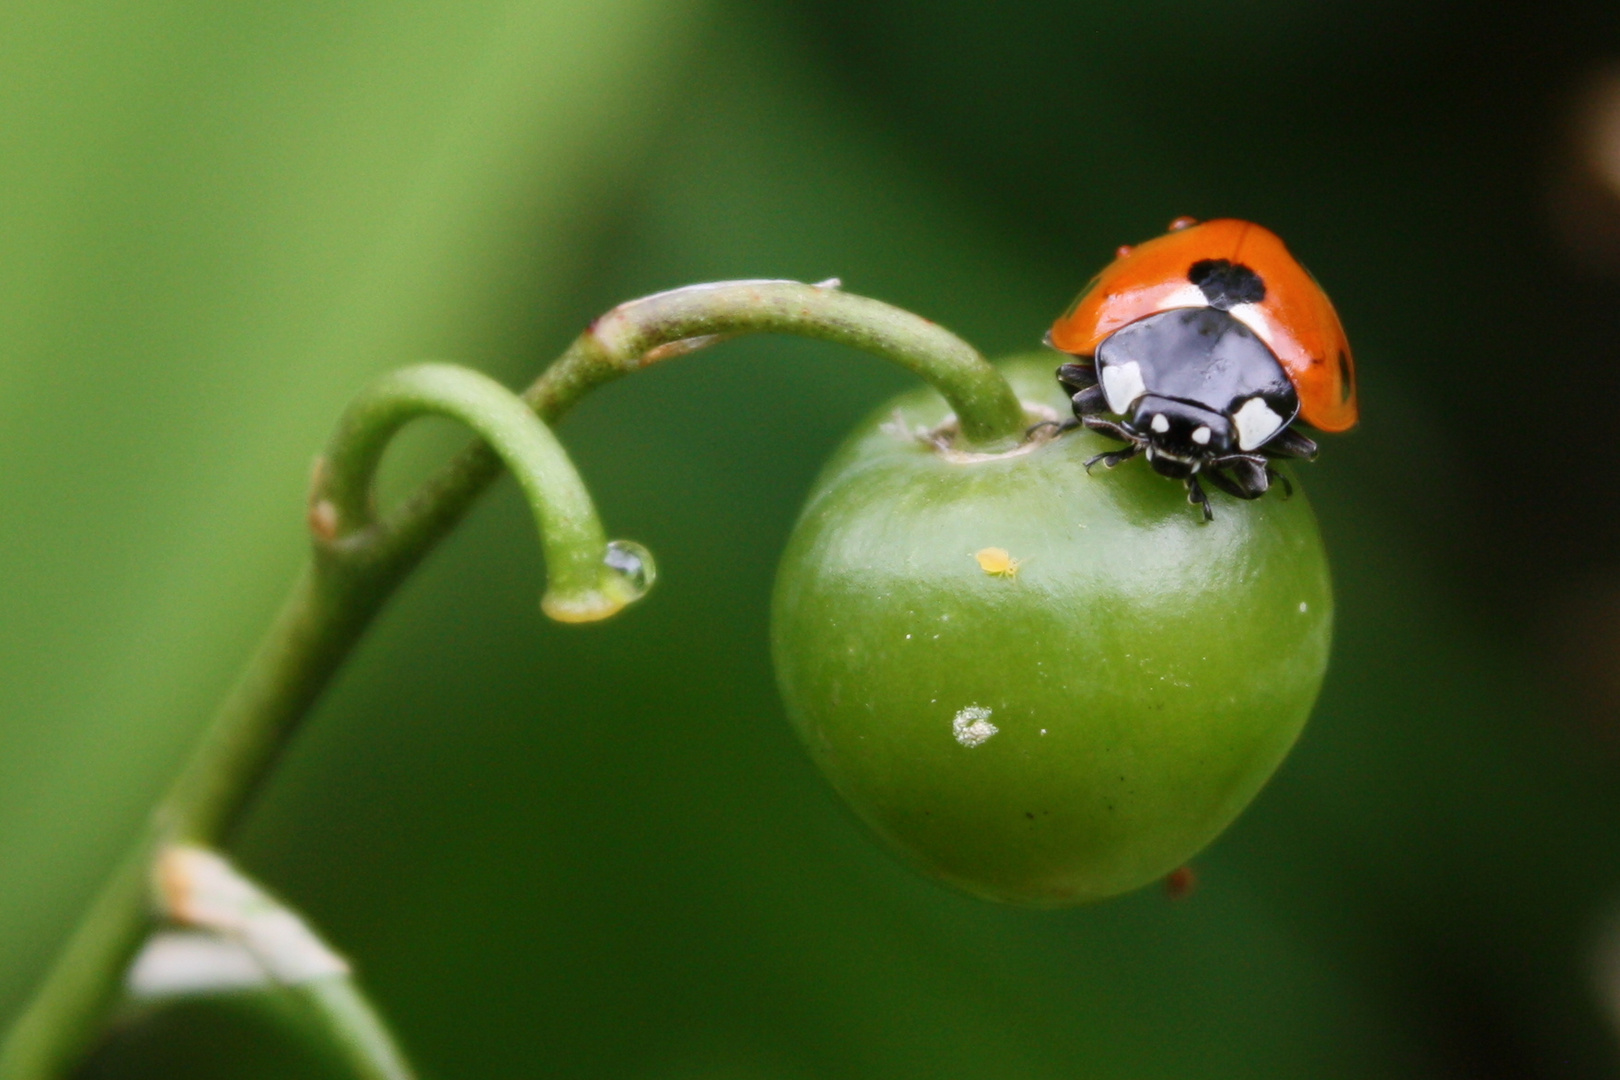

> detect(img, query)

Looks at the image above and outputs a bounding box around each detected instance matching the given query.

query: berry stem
[536,279,1026,449]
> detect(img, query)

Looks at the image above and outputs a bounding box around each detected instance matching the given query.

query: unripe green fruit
[771,355,1333,905]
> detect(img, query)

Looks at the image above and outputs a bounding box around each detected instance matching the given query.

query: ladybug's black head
[1124,394,1234,480]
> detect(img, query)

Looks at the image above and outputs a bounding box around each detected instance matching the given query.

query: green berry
[772,355,1333,905]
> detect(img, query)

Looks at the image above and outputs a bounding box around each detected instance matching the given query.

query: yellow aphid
[974,547,1025,579]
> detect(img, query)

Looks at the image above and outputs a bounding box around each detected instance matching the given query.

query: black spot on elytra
[1188,259,1266,310]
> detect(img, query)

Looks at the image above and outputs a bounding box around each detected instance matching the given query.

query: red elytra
[1049,218,1358,433]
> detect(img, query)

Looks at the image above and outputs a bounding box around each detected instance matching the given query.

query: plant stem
[537,279,1027,448]
[297,978,417,1080]
[0,568,374,1080]
[0,281,1023,1080]
[313,362,645,623]
[128,847,416,1080]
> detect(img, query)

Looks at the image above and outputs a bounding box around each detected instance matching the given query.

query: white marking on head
[1150,413,1170,434]
[1232,396,1285,451]
[952,705,998,748]
[1191,425,1211,445]
[1101,360,1146,413]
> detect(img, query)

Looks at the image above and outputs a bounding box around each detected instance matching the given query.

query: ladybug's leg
[1265,467,1293,499]
[1025,417,1081,438]
[1079,415,1134,442]
[1079,416,1143,472]
[1028,383,1105,437]
[1203,466,1260,502]
[1185,476,1214,522]
[1083,444,1140,473]
[1204,455,1271,499]
[1068,385,1108,417]
[1262,427,1318,461]
[1057,363,1112,420]
[1056,362,1098,395]
[1201,468,1243,500]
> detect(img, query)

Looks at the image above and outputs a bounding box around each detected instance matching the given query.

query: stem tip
[540,539,656,623]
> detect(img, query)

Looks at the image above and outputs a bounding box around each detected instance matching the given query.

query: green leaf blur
[2,1,1618,1078]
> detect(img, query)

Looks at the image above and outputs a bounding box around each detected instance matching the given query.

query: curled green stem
[0,280,1020,1080]
[311,363,649,622]
[534,279,1027,448]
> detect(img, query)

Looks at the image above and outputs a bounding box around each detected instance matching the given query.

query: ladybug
[1046,217,1357,520]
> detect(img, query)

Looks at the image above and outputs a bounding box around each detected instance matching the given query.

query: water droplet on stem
[604,539,656,599]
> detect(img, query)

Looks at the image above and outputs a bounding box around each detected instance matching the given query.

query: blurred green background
[4,1,1620,1076]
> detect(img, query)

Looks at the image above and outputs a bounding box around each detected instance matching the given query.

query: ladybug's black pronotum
[1046,217,1357,520]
